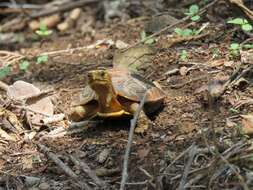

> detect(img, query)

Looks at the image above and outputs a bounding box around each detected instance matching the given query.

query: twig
[163,144,194,174]
[120,92,148,190]
[124,0,219,51]
[170,76,207,89]
[121,180,148,186]
[178,144,197,190]
[36,143,91,190]
[215,152,249,190]
[69,155,106,187]
[0,81,9,91]
[39,39,112,56]
[183,174,205,189]
[228,65,253,88]
[30,0,99,19]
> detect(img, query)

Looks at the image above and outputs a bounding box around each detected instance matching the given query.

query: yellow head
[87,70,123,114]
[87,70,112,87]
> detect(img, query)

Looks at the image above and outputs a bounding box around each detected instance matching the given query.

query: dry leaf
[113,44,154,73]
[0,128,17,141]
[7,80,41,101]
[241,114,253,135]
[229,0,253,21]
[137,148,150,160]
[22,156,33,170]
[209,59,225,67]
[179,66,188,76]
[241,50,253,64]
[0,107,23,133]
[115,40,129,49]
[226,118,237,128]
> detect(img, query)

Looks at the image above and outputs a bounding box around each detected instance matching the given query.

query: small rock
[115,40,129,49]
[69,8,82,20]
[28,187,39,190]
[39,182,50,190]
[97,149,110,163]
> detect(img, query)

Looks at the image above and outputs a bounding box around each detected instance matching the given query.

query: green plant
[0,65,11,79]
[229,107,240,114]
[242,44,253,49]
[180,50,188,61]
[35,22,53,37]
[229,43,240,57]
[185,4,200,21]
[227,18,253,32]
[36,55,48,64]
[211,48,221,58]
[140,31,155,44]
[174,27,201,37]
[19,60,30,71]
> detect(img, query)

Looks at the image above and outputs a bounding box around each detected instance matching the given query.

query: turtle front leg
[68,104,98,121]
[130,103,151,134]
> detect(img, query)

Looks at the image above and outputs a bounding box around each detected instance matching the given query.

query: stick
[37,143,91,190]
[178,144,197,190]
[30,0,99,19]
[163,144,193,174]
[124,0,219,51]
[120,92,147,190]
[70,155,106,187]
[0,81,9,91]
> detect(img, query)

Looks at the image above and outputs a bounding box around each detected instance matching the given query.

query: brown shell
[81,68,165,105]
[109,69,165,103]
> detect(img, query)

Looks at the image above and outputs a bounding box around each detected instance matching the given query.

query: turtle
[69,68,165,133]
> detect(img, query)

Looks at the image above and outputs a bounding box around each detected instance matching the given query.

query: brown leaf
[209,59,225,67]
[241,114,253,135]
[7,80,41,101]
[137,148,150,160]
[179,66,188,76]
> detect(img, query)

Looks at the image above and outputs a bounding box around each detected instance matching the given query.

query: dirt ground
[2,0,253,190]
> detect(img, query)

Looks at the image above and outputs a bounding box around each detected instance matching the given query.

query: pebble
[28,188,39,190]
[39,182,50,190]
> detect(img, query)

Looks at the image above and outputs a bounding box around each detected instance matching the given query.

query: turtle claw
[134,111,150,134]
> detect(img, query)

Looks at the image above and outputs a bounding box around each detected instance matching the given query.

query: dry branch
[124,0,219,50]
[70,155,106,187]
[30,0,99,19]
[37,143,92,190]
[120,92,147,190]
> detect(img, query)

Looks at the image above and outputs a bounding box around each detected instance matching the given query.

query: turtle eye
[101,72,106,77]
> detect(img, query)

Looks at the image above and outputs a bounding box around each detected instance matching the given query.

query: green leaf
[35,30,52,37]
[182,29,193,37]
[243,44,253,49]
[243,19,249,24]
[227,18,244,25]
[180,50,188,61]
[0,66,11,79]
[230,43,240,50]
[189,5,199,14]
[174,28,183,35]
[140,31,146,41]
[36,55,48,64]
[242,23,253,32]
[145,38,155,44]
[229,108,240,114]
[19,60,30,71]
[39,22,47,32]
[35,22,52,37]
[191,15,200,21]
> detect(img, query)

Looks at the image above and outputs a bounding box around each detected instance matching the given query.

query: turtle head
[87,70,123,113]
[87,70,115,98]
[87,70,111,87]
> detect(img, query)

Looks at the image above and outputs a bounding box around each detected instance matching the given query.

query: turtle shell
[108,68,165,104]
[76,68,165,114]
